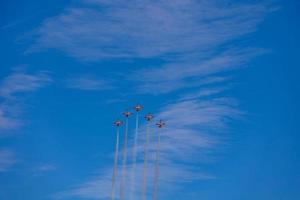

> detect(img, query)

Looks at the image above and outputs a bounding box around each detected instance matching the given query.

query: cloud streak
[27,0,275,199]
[30,0,273,60]
[131,48,266,94]
[56,96,239,199]
[65,75,112,91]
[0,149,17,172]
[0,69,51,130]
[35,163,57,172]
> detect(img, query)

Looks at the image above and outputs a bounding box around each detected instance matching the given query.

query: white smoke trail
[152,129,161,200]
[111,127,120,200]
[120,118,129,200]
[130,112,140,200]
[142,122,150,200]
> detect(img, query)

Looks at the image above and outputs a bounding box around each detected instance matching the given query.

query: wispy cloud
[0,149,17,172]
[55,96,240,199]
[65,75,112,90]
[131,48,265,94]
[0,70,51,98]
[178,87,229,102]
[32,163,57,177]
[27,0,274,96]
[0,109,20,130]
[0,69,51,130]
[29,0,274,60]
[55,170,111,199]
[35,163,57,172]
[28,0,275,199]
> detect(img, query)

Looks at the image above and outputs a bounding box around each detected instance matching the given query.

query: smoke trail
[142,121,150,200]
[111,127,120,200]
[152,129,161,200]
[120,117,129,200]
[130,112,139,200]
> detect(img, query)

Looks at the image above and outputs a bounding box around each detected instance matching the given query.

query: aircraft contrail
[111,120,122,200]
[152,120,165,200]
[120,111,132,200]
[130,105,143,200]
[142,114,154,200]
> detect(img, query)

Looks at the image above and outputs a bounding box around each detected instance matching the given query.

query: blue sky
[0,0,299,199]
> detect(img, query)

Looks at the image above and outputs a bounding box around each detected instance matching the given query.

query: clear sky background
[0,0,299,199]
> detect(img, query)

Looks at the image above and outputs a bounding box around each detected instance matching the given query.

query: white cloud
[0,71,51,98]
[26,0,273,96]
[178,87,228,102]
[35,163,57,172]
[0,109,20,130]
[56,97,239,199]
[55,171,111,199]
[135,49,257,82]
[65,75,112,90]
[28,0,276,199]
[0,149,17,172]
[29,0,274,60]
[131,48,264,94]
[32,163,57,177]
[0,70,51,130]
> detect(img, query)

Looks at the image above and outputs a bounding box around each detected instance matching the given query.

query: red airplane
[156,120,165,128]
[114,120,122,127]
[145,114,154,121]
[123,111,132,118]
[134,104,143,112]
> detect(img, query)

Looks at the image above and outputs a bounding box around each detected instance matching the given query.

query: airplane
[145,114,154,121]
[114,120,122,127]
[134,104,143,112]
[123,111,132,118]
[156,120,165,128]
